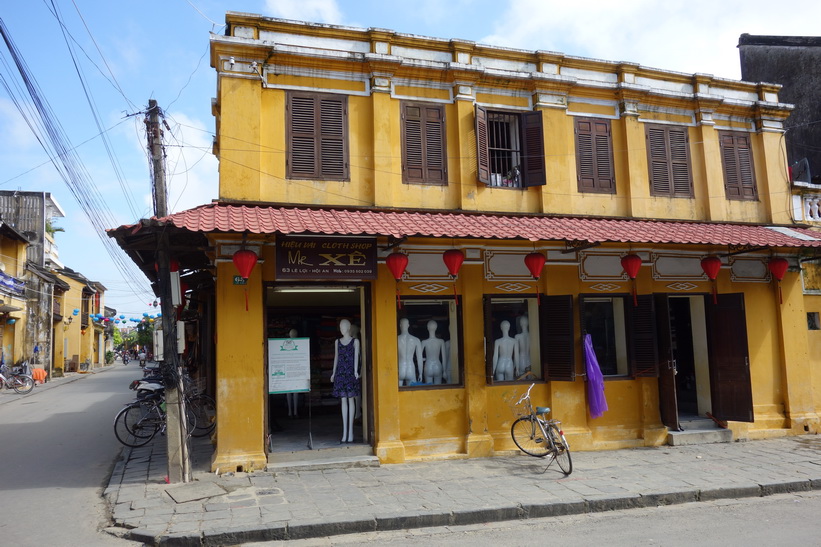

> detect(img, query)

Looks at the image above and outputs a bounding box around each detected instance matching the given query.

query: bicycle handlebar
[516,383,536,406]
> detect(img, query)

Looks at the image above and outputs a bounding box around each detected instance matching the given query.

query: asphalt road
[0,363,143,546]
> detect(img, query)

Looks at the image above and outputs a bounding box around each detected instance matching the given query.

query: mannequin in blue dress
[330,319,360,443]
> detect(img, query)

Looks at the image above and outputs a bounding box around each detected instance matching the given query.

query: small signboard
[275,236,377,280]
[267,337,311,394]
[233,276,247,285]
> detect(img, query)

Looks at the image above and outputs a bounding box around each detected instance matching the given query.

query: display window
[397,298,461,388]
[484,294,575,383]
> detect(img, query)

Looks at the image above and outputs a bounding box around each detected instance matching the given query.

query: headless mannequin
[421,320,448,384]
[514,316,531,377]
[286,329,299,418]
[493,320,518,381]
[330,319,360,443]
[397,318,423,386]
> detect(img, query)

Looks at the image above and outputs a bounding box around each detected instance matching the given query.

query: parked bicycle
[0,362,34,394]
[511,383,572,474]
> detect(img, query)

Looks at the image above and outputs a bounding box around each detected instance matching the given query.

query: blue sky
[1,0,820,321]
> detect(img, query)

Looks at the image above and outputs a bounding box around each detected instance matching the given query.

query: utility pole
[146,99,190,482]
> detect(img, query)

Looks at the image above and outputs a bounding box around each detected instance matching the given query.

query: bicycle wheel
[188,394,216,437]
[114,402,159,447]
[511,416,551,457]
[548,423,573,475]
[11,375,34,394]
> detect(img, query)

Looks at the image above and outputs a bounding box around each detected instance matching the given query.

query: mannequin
[421,320,448,384]
[492,320,518,381]
[286,329,299,418]
[514,316,531,377]
[397,318,423,386]
[330,319,360,443]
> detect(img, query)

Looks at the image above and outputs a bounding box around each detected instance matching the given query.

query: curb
[124,479,821,546]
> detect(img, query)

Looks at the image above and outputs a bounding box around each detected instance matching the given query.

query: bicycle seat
[536,406,551,415]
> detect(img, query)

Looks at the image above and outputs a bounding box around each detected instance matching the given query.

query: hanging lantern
[233,248,258,311]
[768,257,789,304]
[701,256,722,304]
[385,252,409,309]
[621,254,642,306]
[442,249,465,305]
[524,252,546,304]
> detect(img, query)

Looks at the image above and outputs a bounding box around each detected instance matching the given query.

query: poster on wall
[268,337,311,394]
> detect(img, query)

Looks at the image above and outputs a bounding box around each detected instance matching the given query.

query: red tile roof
[155,203,821,248]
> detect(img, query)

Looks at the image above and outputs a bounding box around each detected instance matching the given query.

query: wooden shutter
[286,92,348,180]
[646,124,692,197]
[475,105,490,184]
[628,294,658,377]
[521,111,546,187]
[540,294,575,381]
[576,118,615,193]
[402,103,446,184]
[483,296,494,382]
[720,132,757,200]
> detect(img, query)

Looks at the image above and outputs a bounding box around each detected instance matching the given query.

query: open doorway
[264,284,370,454]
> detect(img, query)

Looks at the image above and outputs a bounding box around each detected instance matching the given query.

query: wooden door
[655,294,680,430]
[705,293,754,422]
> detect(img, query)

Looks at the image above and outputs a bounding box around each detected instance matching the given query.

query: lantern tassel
[396,286,402,309]
[712,282,717,305]
[245,287,249,311]
[779,281,783,305]
[632,280,638,307]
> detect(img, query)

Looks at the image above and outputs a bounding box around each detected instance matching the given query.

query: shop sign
[233,276,247,285]
[276,236,377,280]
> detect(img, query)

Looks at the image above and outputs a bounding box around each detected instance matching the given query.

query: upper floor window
[475,105,545,188]
[575,117,615,194]
[645,124,693,198]
[286,92,348,180]
[401,102,447,185]
[719,131,757,201]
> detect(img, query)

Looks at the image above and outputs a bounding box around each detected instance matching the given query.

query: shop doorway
[656,293,754,429]
[264,284,370,454]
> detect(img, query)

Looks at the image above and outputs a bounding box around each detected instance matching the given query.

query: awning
[143,202,821,250]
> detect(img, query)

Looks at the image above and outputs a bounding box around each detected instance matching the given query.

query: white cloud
[480,0,821,80]
[263,0,344,24]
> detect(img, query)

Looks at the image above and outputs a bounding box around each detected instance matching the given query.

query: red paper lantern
[524,252,546,280]
[621,254,642,306]
[385,252,409,308]
[232,249,258,279]
[768,257,789,304]
[701,256,722,304]
[442,249,465,305]
[154,258,180,272]
[442,249,465,277]
[385,252,409,281]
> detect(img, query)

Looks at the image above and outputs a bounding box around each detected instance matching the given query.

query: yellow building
[54,268,106,372]
[111,14,821,472]
[0,223,30,368]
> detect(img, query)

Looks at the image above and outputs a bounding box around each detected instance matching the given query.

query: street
[0,363,142,546]
[252,490,821,546]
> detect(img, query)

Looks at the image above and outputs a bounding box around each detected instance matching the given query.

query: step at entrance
[667,417,733,446]
[267,443,379,472]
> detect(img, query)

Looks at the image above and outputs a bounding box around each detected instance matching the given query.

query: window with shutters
[286,91,348,180]
[401,102,447,185]
[475,105,546,188]
[575,117,615,194]
[580,294,658,378]
[719,131,758,200]
[483,294,574,384]
[645,124,693,198]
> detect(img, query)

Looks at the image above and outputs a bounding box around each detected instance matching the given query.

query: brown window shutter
[475,105,490,184]
[540,294,575,381]
[318,96,348,179]
[647,124,692,197]
[628,294,658,377]
[576,118,615,193]
[402,103,446,184]
[521,111,546,187]
[720,132,757,200]
[287,94,319,178]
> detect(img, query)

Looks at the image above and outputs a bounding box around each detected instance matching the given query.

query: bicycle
[0,363,34,394]
[113,391,197,447]
[510,383,572,475]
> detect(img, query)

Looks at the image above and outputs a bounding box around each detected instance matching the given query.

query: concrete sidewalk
[103,430,821,546]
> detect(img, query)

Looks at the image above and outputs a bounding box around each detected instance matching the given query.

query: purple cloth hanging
[584,334,608,418]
